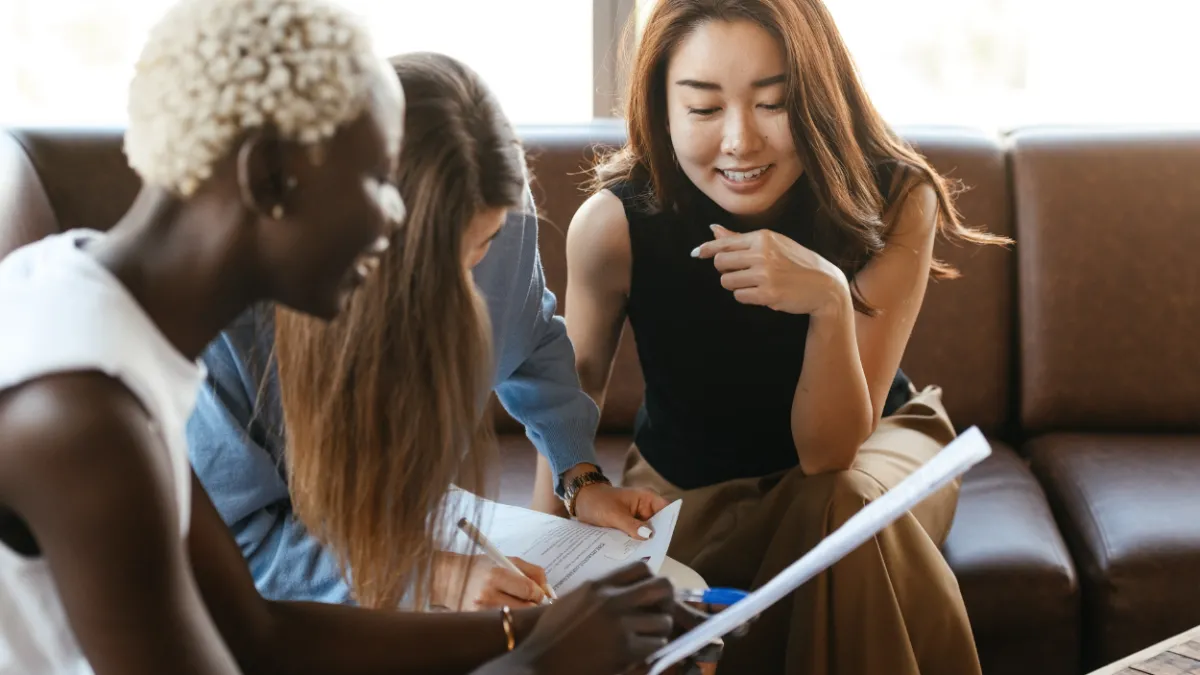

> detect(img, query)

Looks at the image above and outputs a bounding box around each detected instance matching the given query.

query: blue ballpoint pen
[675,587,749,606]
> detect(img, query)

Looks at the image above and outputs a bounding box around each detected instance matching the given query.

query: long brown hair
[274,52,527,609]
[594,0,1009,313]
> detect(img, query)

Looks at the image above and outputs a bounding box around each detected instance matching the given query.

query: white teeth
[356,256,380,279]
[369,236,390,254]
[369,178,406,225]
[721,166,769,182]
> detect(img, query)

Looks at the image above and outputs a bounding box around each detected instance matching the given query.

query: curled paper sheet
[647,426,993,675]
[444,488,682,596]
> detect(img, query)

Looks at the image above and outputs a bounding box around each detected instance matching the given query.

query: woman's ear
[236,131,289,220]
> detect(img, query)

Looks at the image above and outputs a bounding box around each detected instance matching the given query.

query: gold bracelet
[499,605,516,652]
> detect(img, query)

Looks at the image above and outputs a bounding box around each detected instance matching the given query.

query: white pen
[457,517,558,605]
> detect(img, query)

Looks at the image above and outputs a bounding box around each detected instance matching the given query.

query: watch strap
[562,470,612,517]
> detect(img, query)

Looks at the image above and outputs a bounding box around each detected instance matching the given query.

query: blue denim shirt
[186,192,600,603]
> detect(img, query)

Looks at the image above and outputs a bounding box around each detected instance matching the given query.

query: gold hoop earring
[236,140,258,210]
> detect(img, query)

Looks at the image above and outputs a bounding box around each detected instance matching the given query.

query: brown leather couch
[3,123,1198,675]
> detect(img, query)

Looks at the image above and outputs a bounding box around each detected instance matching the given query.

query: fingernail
[689,246,701,258]
[710,223,720,232]
[638,526,654,539]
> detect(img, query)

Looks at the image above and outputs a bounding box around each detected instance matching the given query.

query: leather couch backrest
[1,128,139,258]
[1014,128,1200,433]
[1,124,1019,437]
[0,130,62,258]
[521,122,641,433]
[900,128,1015,435]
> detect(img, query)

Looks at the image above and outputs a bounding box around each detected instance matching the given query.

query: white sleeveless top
[0,230,205,674]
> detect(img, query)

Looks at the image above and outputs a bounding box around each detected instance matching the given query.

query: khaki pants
[623,386,981,675]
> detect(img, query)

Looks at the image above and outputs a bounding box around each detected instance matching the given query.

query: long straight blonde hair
[274,52,527,609]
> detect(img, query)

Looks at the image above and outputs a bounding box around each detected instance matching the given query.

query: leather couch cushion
[1028,433,1200,670]
[1013,129,1200,432]
[943,440,1079,675]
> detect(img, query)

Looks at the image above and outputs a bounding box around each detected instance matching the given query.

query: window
[4,0,1195,129]
[0,0,598,126]
[340,0,594,124]
[635,0,1199,129]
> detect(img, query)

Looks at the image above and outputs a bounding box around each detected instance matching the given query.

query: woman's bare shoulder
[566,189,633,286]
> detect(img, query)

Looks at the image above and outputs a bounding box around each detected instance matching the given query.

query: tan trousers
[623,386,981,675]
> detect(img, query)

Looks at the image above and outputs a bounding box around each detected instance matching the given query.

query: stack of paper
[445,488,683,596]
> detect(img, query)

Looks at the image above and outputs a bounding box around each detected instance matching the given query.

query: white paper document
[646,426,993,675]
[446,489,683,595]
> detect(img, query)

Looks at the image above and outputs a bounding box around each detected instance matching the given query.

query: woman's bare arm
[788,182,939,471]
[0,373,242,675]
[532,190,632,512]
[188,469,528,675]
[0,372,533,675]
[563,190,633,410]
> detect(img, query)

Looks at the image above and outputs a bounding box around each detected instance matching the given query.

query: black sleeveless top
[614,172,913,490]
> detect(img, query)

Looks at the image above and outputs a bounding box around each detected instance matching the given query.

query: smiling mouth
[367,235,391,255]
[354,255,380,281]
[717,165,772,182]
[352,236,391,281]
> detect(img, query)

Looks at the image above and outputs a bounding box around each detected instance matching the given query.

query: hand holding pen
[457,518,558,606]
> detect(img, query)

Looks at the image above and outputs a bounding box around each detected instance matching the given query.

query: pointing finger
[710,223,736,238]
[691,235,752,260]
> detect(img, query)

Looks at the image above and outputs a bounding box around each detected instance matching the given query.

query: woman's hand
[483,565,754,675]
[501,562,676,675]
[574,482,669,540]
[693,224,849,317]
[434,551,548,610]
[561,461,670,541]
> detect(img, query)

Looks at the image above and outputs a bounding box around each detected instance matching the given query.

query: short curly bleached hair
[125,0,399,197]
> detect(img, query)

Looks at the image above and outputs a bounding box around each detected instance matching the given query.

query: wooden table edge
[1086,626,1200,675]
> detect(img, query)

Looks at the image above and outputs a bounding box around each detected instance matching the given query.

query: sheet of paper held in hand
[645,426,993,675]
[446,488,683,595]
